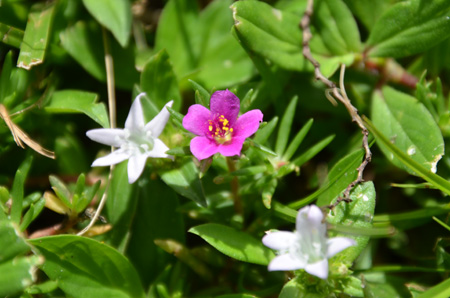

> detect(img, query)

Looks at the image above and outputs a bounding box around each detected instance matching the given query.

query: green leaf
[45,90,109,128]
[231,1,307,71]
[189,79,210,107]
[29,235,146,298]
[20,197,45,232]
[327,182,376,264]
[283,118,313,161]
[0,255,42,297]
[160,160,207,207]
[104,162,136,251]
[275,96,298,156]
[366,0,450,58]
[126,179,184,288]
[313,0,361,54]
[343,0,391,30]
[364,116,450,196]
[189,223,275,265]
[0,23,24,48]
[154,0,199,80]
[279,277,309,298]
[415,276,450,298]
[49,175,72,208]
[291,134,335,167]
[60,21,138,89]
[0,220,31,262]
[140,49,182,118]
[10,156,32,224]
[316,149,364,206]
[17,2,55,70]
[371,86,444,175]
[81,0,131,47]
[253,117,279,144]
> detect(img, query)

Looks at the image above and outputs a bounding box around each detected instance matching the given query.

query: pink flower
[182,90,263,160]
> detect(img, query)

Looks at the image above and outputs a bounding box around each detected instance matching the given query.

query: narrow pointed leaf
[275,96,298,156]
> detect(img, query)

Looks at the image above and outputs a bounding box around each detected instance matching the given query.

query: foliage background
[1,0,450,297]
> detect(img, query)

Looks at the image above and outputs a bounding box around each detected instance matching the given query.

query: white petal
[147,138,173,159]
[262,231,297,251]
[267,254,306,271]
[127,153,147,184]
[86,129,125,147]
[326,237,356,258]
[91,150,130,167]
[145,100,173,138]
[296,205,326,230]
[125,93,146,130]
[305,259,328,279]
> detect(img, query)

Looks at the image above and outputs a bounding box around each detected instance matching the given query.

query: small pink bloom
[182,90,263,160]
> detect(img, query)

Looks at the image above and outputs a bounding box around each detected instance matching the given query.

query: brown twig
[300,0,371,208]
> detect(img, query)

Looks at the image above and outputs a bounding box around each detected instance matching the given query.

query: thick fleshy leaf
[10,156,32,224]
[140,50,181,118]
[313,0,361,54]
[327,182,376,265]
[371,86,444,175]
[189,223,275,265]
[231,1,306,71]
[60,21,138,89]
[366,0,450,58]
[160,160,207,207]
[45,90,110,128]
[275,96,298,157]
[17,2,55,70]
[0,23,23,48]
[126,179,184,288]
[29,235,146,298]
[81,0,131,47]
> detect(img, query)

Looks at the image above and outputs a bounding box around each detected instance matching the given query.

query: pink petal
[217,137,246,157]
[190,136,220,160]
[305,259,329,279]
[262,231,297,251]
[86,129,125,147]
[125,93,146,130]
[183,104,211,136]
[268,254,306,271]
[326,237,356,258]
[128,153,147,184]
[232,109,263,139]
[210,90,240,126]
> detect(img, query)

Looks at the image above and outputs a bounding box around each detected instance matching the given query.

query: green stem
[226,157,243,215]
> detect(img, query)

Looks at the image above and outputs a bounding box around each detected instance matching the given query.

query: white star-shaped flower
[87,93,173,184]
[262,205,356,279]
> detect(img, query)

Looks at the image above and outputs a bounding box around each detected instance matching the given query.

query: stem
[226,157,243,215]
[300,0,372,209]
[78,28,117,236]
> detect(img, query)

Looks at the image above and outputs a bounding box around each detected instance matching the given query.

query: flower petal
[91,149,130,167]
[326,237,356,258]
[267,254,306,271]
[145,100,173,138]
[147,138,173,160]
[262,231,297,251]
[305,259,329,279]
[296,205,324,232]
[86,129,125,147]
[210,90,240,126]
[182,104,211,136]
[233,109,263,139]
[190,136,219,160]
[217,137,246,157]
[125,93,146,131]
[127,153,147,184]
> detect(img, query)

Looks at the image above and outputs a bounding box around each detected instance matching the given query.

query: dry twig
[300,0,371,208]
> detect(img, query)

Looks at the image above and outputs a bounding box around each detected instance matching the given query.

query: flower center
[208,115,233,144]
[121,128,154,154]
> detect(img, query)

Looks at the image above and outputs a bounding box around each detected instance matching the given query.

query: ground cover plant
[2,0,450,297]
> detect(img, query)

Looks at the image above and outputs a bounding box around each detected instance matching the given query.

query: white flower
[262,205,356,280]
[87,93,173,184]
